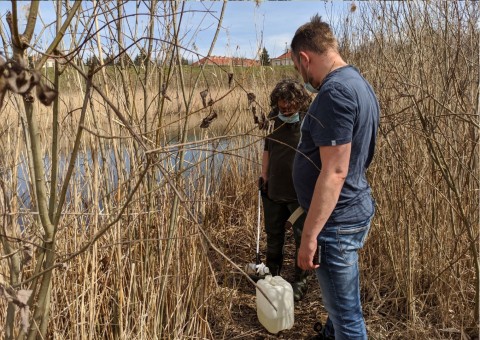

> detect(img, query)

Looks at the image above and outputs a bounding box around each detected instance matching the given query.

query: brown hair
[270,78,312,113]
[290,14,338,59]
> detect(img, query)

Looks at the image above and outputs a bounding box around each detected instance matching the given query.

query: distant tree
[260,47,270,66]
[134,49,149,67]
[85,55,100,66]
[180,56,190,65]
[103,54,116,66]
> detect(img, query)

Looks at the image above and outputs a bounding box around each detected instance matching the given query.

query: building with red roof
[271,50,293,66]
[191,56,259,67]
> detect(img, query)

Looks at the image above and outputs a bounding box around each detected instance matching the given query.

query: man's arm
[297,143,351,270]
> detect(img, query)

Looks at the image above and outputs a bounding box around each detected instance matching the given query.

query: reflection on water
[14,136,260,227]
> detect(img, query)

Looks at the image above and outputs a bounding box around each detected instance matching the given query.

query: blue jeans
[315,217,372,340]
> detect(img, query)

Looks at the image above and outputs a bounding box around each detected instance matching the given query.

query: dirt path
[226,275,323,339]
[214,227,327,339]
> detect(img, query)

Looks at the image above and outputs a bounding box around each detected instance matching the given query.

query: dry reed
[0,1,478,339]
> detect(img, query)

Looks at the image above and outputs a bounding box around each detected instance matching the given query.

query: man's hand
[297,237,320,270]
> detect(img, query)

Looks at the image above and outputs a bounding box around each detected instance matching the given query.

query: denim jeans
[315,217,372,340]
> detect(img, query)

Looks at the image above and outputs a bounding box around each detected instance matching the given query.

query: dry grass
[0,1,478,339]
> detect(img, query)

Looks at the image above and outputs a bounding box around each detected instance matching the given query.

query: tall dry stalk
[0,1,477,339]
[0,2,82,339]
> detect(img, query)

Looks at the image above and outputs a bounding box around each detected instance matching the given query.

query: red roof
[192,56,259,67]
[271,50,292,61]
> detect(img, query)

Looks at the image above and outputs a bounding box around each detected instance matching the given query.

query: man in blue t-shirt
[290,15,380,340]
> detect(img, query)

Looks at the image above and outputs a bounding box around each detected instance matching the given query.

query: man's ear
[298,51,310,65]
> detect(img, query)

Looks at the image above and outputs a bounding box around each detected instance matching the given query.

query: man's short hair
[291,14,338,58]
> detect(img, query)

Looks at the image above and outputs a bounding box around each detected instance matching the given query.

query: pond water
[13,136,261,227]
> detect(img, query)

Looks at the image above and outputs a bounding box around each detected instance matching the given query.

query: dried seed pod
[0,55,58,109]
[161,84,171,101]
[251,106,259,125]
[200,110,218,128]
[36,82,57,106]
[200,89,209,108]
[251,105,267,129]
[247,92,256,106]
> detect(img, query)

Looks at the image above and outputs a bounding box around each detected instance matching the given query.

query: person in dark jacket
[260,78,312,301]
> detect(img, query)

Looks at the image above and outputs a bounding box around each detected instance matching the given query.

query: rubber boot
[292,249,309,301]
[291,207,308,301]
[293,269,308,301]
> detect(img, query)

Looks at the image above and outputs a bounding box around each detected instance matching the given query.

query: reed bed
[0,1,478,339]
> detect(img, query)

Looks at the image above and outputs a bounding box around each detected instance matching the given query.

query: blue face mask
[301,58,319,93]
[304,82,319,93]
[278,111,300,123]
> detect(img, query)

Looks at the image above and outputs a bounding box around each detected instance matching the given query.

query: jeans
[315,217,372,340]
[261,194,307,281]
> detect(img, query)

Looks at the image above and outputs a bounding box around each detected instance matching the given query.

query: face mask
[301,57,319,93]
[304,82,319,93]
[278,111,300,123]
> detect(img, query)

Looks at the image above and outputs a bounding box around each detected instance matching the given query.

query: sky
[0,1,354,61]
[180,1,352,60]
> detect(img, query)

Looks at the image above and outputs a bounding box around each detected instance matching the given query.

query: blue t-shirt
[293,65,380,224]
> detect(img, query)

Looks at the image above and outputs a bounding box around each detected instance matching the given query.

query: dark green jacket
[264,111,303,203]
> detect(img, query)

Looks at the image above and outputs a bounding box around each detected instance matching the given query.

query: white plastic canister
[256,275,294,334]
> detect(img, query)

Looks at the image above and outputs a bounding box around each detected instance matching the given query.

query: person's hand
[258,176,268,194]
[297,237,320,270]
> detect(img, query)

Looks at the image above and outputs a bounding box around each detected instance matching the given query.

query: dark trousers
[261,194,307,282]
